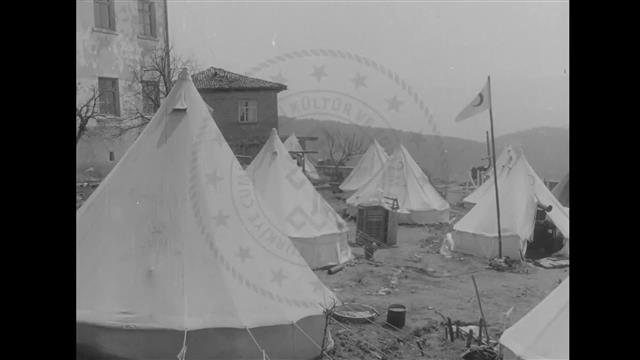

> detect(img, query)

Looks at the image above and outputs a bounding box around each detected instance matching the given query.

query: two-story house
[192,67,287,160]
[76,0,169,181]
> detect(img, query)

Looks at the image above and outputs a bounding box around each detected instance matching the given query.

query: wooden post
[471,275,491,340]
[466,329,473,348]
[447,318,454,342]
[482,318,490,342]
[487,75,503,258]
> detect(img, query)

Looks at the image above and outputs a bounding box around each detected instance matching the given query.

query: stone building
[192,67,287,160]
[76,0,169,180]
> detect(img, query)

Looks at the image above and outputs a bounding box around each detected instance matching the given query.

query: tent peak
[178,68,191,80]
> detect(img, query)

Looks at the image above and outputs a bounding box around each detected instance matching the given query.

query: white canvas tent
[283,133,321,181]
[463,146,518,204]
[346,144,450,224]
[246,129,353,269]
[76,69,338,360]
[339,138,389,192]
[500,277,569,360]
[552,172,569,208]
[452,150,570,259]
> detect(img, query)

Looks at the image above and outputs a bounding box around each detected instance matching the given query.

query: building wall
[76,0,167,180]
[198,89,280,157]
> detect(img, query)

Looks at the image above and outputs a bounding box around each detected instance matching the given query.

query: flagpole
[485,131,491,168]
[487,75,503,258]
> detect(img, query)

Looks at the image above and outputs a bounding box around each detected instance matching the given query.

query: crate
[356,205,398,247]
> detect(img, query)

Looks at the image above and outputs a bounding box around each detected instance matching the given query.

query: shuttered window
[94,0,116,31]
[138,0,157,37]
[238,100,258,123]
[98,78,120,116]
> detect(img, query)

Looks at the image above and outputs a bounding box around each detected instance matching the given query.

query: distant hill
[278,117,569,182]
[494,127,569,181]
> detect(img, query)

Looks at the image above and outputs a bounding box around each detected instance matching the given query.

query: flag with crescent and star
[455,77,491,122]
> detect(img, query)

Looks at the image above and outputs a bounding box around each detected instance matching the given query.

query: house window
[98,77,120,116]
[238,100,258,123]
[94,0,116,31]
[141,81,160,114]
[109,151,115,162]
[138,0,157,37]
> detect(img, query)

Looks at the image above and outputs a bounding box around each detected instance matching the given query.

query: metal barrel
[386,304,406,329]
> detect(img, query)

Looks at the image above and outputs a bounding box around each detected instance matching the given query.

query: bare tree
[323,129,366,181]
[115,46,199,137]
[76,84,103,146]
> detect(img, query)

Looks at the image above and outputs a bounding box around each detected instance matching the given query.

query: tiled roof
[192,67,287,91]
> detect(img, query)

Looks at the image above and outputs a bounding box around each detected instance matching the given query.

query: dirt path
[316,189,569,359]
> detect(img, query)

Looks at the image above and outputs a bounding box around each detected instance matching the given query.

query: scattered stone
[534,257,569,269]
[377,287,392,296]
[488,257,516,272]
[461,345,501,360]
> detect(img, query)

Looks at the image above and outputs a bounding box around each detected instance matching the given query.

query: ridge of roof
[192,67,287,91]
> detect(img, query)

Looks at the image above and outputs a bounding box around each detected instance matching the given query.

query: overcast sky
[168,0,568,141]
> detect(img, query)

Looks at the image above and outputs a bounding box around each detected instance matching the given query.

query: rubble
[488,257,516,272]
[461,345,502,360]
[377,287,392,296]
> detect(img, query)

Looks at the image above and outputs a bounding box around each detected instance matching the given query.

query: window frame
[98,77,120,116]
[94,0,116,31]
[141,80,160,114]
[138,0,157,38]
[238,99,258,124]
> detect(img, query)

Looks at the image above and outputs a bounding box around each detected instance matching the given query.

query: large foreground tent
[500,277,569,360]
[76,69,338,360]
[452,149,570,259]
[463,146,518,205]
[246,129,353,269]
[284,133,321,181]
[339,138,389,192]
[347,144,450,224]
[552,172,569,208]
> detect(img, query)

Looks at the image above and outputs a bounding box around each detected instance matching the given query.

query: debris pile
[488,257,516,272]
[461,345,502,360]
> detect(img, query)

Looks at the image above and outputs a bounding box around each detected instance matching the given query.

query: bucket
[386,304,406,329]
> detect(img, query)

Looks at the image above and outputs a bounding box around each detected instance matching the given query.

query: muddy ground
[316,188,568,360]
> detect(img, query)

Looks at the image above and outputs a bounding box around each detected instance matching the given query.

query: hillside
[279,117,569,182]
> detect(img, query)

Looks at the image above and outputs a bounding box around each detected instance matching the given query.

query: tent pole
[488,75,503,258]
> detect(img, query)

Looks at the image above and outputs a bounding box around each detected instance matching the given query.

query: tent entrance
[524,209,566,260]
